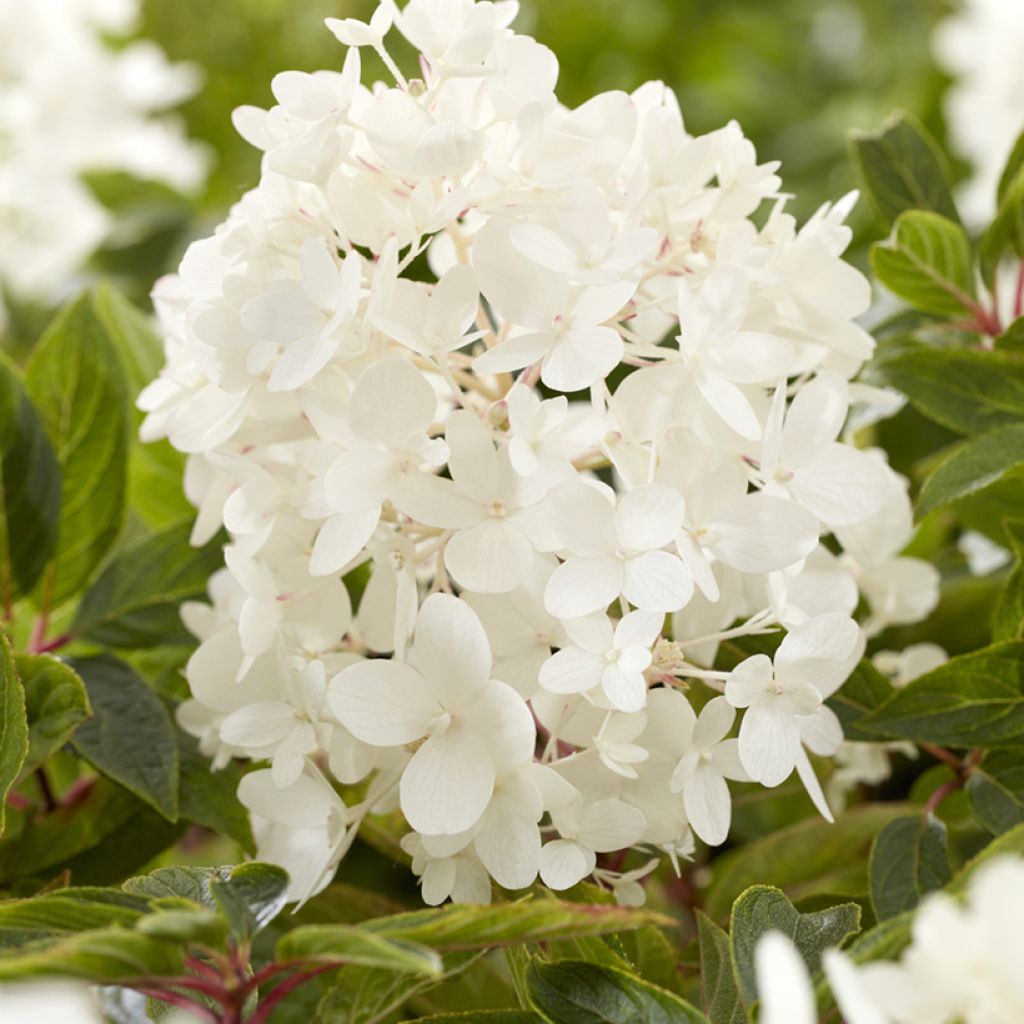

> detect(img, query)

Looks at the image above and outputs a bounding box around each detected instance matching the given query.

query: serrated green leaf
[868,346,1024,436]
[24,291,131,605]
[966,750,1024,834]
[209,862,289,944]
[278,925,443,976]
[849,112,959,229]
[703,803,909,920]
[728,887,860,1007]
[16,654,91,772]
[993,521,1024,642]
[868,815,950,921]
[694,911,743,1024]
[123,865,219,906]
[916,425,1024,519]
[70,655,179,820]
[526,959,707,1024]
[0,352,61,598]
[71,521,222,648]
[870,210,976,318]
[0,631,27,837]
[361,900,671,951]
[859,642,1024,747]
[0,927,182,983]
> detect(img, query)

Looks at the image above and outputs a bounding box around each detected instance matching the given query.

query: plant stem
[34,632,70,654]
[924,776,961,817]
[35,767,57,812]
[135,989,220,1023]
[247,965,337,1024]
[920,743,962,771]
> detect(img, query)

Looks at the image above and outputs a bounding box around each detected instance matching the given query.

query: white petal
[446,410,500,504]
[784,372,848,465]
[464,679,537,768]
[613,609,664,651]
[756,932,816,1024]
[600,665,648,712]
[615,484,685,552]
[220,702,295,748]
[795,746,834,823]
[776,613,863,697]
[546,481,616,558]
[738,702,801,787]
[539,648,605,695]
[621,551,693,612]
[711,495,819,574]
[401,726,495,835]
[725,654,773,708]
[539,839,596,890]
[445,519,534,594]
[823,950,890,1024]
[349,359,438,448]
[578,798,646,851]
[309,511,379,577]
[544,557,623,619]
[540,326,622,392]
[414,593,492,698]
[696,372,762,441]
[788,444,889,526]
[798,705,844,756]
[693,696,736,751]
[475,812,541,890]
[328,660,439,746]
[683,764,732,846]
[395,474,482,530]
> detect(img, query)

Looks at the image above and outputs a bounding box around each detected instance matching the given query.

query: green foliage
[965,751,1024,835]
[694,912,743,1024]
[16,654,91,772]
[868,815,951,920]
[0,631,28,837]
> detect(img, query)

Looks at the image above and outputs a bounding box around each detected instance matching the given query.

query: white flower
[539,610,662,712]
[726,613,863,786]
[544,481,692,618]
[329,594,535,835]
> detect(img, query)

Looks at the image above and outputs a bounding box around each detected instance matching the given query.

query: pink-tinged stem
[1014,263,1024,321]
[27,614,48,654]
[5,791,31,811]
[135,989,220,1023]
[247,965,337,1024]
[34,633,71,654]
[924,777,961,817]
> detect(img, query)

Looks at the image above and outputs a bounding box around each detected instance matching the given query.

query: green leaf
[870,211,976,317]
[71,521,222,648]
[526,960,707,1024]
[994,317,1024,353]
[209,862,289,944]
[966,750,1024,834]
[948,821,1024,894]
[993,521,1024,642]
[0,927,182,983]
[70,655,179,820]
[859,642,1024,747]
[997,130,1024,207]
[849,112,959,229]
[176,730,254,853]
[16,654,91,772]
[277,925,443,976]
[0,890,149,949]
[868,346,1024,436]
[24,291,131,605]
[401,1015,542,1024]
[694,911,743,1024]
[703,803,909,920]
[362,899,672,951]
[0,631,27,838]
[828,657,896,741]
[136,907,227,947]
[123,865,221,905]
[0,352,61,598]
[842,912,914,965]
[980,163,1024,286]
[868,815,951,921]
[728,887,860,1007]
[916,425,1024,519]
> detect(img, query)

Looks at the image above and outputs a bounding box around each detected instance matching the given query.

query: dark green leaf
[16,654,91,772]
[402,1015,542,1024]
[849,112,959,228]
[703,803,909,920]
[828,658,895,741]
[859,642,1024,747]
[870,211,976,318]
[868,815,950,921]
[993,521,1024,642]
[0,353,61,598]
[277,925,443,976]
[71,521,222,648]
[362,899,672,951]
[0,631,27,837]
[70,655,179,820]
[123,865,220,906]
[868,346,1024,436]
[24,291,131,605]
[966,750,1024,834]
[728,887,859,1007]
[177,730,254,853]
[948,821,1024,894]
[526,959,707,1024]
[695,911,743,1024]
[209,862,289,943]
[916,425,1024,519]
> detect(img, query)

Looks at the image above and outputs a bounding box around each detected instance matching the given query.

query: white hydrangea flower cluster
[756,855,1024,1024]
[144,0,939,905]
[0,0,207,325]
[933,0,1024,224]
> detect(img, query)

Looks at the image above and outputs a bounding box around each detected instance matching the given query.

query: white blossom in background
[143,0,939,906]
[0,0,208,327]
[933,0,1024,224]
[754,855,1024,1024]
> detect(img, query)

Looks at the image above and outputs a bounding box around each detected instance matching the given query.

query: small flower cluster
[933,0,1024,224]
[0,0,207,326]
[145,0,939,905]
[757,855,1024,1024]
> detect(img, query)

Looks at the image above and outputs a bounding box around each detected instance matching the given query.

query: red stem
[247,965,337,1024]
[34,633,71,655]
[27,614,48,654]
[135,989,220,1023]
[920,743,961,771]
[924,777,961,817]
[1014,262,1024,321]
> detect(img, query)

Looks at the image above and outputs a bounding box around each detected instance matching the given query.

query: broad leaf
[0,890,149,949]
[948,821,1024,894]
[868,346,1024,436]
[916,425,1024,519]
[401,1014,542,1023]
[992,521,1024,642]
[829,657,895,741]
[995,317,1024,353]
[123,865,222,905]
[277,925,443,976]
[868,815,950,921]
[980,160,1024,285]
[0,631,27,837]
[728,886,860,1007]
[70,655,179,820]
[870,211,976,318]
[362,899,671,950]
[860,642,1024,747]
[16,654,91,771]
[703,803,909,919]
[71,521,222,648]
[966,750,1024,835]
[177,730,254,853]
[695,911,743,1024]
[849,113,959,228]
[209,862,289,943]
[526,959,707,1024]
[0,353,61,598]
[136,907,228,947]
[24,291,131,605]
